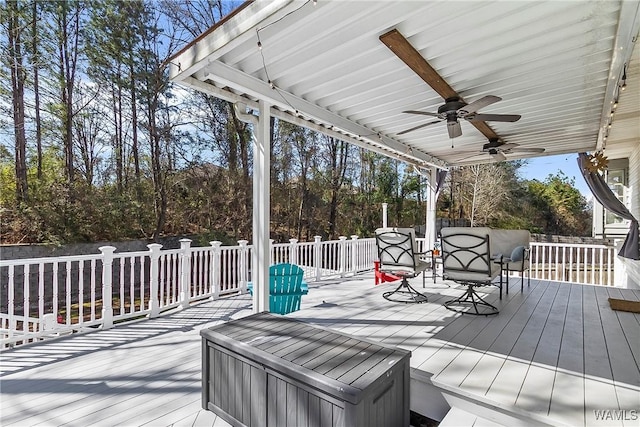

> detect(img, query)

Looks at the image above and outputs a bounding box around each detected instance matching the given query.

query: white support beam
[179,76,448,170]
[426,167,438,250]
[202,62,447,169]
[233,101,271,313]
[253,100,271,313]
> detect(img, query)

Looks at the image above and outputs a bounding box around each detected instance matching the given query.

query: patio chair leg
[444,284,499,315]
[505,267,509,296]
[383,277,428,304]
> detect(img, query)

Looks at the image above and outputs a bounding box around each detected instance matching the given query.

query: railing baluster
[65,262,71,325]
[200,248,205,295]
[118,255,127,316]
[38,264,44,329]
[91,259,96,322]
[78,261,84,325]
[140,255,145,312]
[8,265,15,342]
[576,246,581,284]
[23,264,29,337]
[128,257,134,314]
[159,253,165,307]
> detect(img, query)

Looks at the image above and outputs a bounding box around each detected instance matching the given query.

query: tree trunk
[8,0,28,204]
[58,2,80,188]
[130,61,140,183]
[31,0,42,180]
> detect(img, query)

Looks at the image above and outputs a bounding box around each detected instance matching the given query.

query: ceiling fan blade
[468,114,521,122]
[459,95,501,115]
[380,29,457,100]
[447,121,462,138]
[496,143,519,150]
[456,152,486,162]
[397,120,441,135]
[402,110,440,117]
[509,147,546,153]
[379,29,499,140]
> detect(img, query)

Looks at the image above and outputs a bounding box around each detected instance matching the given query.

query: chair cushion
[510,245,525,262]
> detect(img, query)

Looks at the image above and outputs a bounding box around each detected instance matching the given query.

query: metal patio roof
[170,0,640,170]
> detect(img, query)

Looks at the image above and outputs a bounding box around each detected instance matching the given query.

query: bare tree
[459,164,509,226]
[323,135,351,239]
[7,0,28,203]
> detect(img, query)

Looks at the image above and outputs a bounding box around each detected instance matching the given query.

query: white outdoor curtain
[577,153,639,260]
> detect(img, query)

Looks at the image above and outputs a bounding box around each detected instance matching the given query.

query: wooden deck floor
[1,274,638,426]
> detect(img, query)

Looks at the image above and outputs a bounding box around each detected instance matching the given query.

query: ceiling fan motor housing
[483,138,503,150]
[438,97,467,116]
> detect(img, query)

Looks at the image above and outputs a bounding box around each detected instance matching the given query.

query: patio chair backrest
[440,227,500,283]
[375,227,422,273]
[269,263,308,315]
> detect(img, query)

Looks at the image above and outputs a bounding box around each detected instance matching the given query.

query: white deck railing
[0,236,378,348]
[0,236,615,349]
[529,242,616,286]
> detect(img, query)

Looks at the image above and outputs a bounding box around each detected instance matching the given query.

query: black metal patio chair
[374,227,429,303]
[440,227,503,315]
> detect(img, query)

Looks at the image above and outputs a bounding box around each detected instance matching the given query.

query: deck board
[595,287,640,386]
[556,283,584,374]
[582,285,615,381]
[1,273,638,427]
[532,279,570,367]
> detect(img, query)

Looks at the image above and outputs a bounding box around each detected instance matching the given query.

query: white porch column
[425,167,438,250]
[253,99,271,313]
[382,203,388,228]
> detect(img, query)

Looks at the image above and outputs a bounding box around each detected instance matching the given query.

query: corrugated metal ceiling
[171,0,639,169]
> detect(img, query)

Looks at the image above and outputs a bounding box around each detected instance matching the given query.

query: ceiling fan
[399,95,521,138]
[380,29,521,142]
[458,139,545,162]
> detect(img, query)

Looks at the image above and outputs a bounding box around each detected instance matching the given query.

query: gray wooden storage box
[201,312,411,427]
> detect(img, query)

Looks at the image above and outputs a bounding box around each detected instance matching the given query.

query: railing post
[178,239,192,309]
[238,240,249,293]
[382,203,388,228]
[147,244,163,317]
[339,236,347,277]
[289,239,298,265]
[314,236,322,282]
[350,235,359,274]
[99,246,116,329]
[270,239,275,264]
[210,241,222,299]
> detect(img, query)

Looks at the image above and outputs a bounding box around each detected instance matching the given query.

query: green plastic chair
[247,263,309,314]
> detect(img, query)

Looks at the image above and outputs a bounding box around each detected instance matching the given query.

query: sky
[517,154,592,200]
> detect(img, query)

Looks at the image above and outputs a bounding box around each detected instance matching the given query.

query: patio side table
[200,312,411,427]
